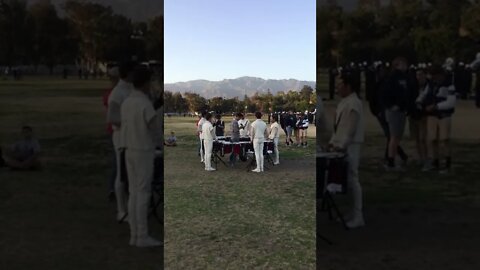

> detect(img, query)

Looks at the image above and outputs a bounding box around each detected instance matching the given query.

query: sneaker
[205,168,216,171]
[136,236,163,248]
[273,162,280,165]
[346,215,365,229]
[252,168,261,173]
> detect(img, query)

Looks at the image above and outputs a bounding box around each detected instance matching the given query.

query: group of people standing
[323,55,461,230]
[104,61,162,248]
[276,111,311,147]
[196,111,283,173]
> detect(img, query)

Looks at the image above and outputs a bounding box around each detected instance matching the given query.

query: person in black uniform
[213,114,225,137]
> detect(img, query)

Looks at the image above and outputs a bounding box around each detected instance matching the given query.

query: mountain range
[164,77,316,99]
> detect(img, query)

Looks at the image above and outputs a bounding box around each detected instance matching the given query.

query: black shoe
[108,191,115,202]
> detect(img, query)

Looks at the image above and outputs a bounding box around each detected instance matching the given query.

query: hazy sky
[164,0,316,83]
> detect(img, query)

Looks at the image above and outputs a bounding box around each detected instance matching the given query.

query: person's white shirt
[198,117,206,139]
[107,79,134,130]
[329,93,364,149]
[250,119,268,140]
[269,122,281,140]
[202,121,215,141]
[238,118,250,137]
[120,90,157,151]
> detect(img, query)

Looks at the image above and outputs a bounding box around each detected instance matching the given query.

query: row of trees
[0,0,163,73]
[318,0,480,67]
[164,86,316,114]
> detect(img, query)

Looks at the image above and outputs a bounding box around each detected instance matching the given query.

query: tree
[0,0,31,67]
[184,92,208,113]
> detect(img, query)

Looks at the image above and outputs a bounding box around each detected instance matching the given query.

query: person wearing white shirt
[250,112,269,172]
[120,66,161,247]
[268,115,281,165]
[328,72,365,229]
[238,115,250,137]
[197,112,206,163]
[107,60,135,223]
[202,113,216,171]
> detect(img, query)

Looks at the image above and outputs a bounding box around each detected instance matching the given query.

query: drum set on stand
[212,136,275,171]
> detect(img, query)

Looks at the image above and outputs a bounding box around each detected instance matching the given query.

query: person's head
[416,69,427,86]
[392,57,408,72]
[107,66,120,86]
[118,60,136,81]
[170,131,175,136]
[255,111,262,119]
[22,126,33,139]
[272,114,278,122]
[205,112,213,122]
[336,72,355,98]
[132,65,152,94]
[201,111,207,118]
[235,112,242,120]
[430,64,446,85]
[215,114,221,120]
[289,110,293,115]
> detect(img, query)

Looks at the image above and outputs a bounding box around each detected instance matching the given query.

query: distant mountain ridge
[164,76,316,99]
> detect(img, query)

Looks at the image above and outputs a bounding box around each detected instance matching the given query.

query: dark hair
[118,60,136,79]
[272,115,279,122]
[22,126,33,132]
[236,112,243,118]
[201,111,207,117]
[215,114,221,119]
[205,112,213,121]
[337,71,354,88]
[255,111,262,119]
[132,66,152,89]
[392,56,408,68]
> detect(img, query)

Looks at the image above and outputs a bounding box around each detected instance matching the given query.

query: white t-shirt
[120,90,157,151]
[238,118,250,137]
[202,121,215,141]
[198,118,206,139]
[329,93,364,148]
[269,122,281,139]
[250,119,267,140]
[107,79,133,131]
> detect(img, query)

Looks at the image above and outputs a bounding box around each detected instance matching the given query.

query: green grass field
[164,116,316,269]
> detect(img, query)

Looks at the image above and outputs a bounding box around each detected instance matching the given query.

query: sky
[164,0,316,83]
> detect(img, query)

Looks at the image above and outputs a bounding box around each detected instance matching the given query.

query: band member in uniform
[214,114,225,137]
[268,114,281,165]
[229,113,241,166]
[120,66,161,247]
[238,114,250,137]
[328,72,365,229]
[197,112,206,163]
[250,111,268,172]
[107,60,135,223]
[202,113,216,171]
[418,65,456,173]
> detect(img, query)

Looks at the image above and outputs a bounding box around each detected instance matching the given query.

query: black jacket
[381,70,414,112]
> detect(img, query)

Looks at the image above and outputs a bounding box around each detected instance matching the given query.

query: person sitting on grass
[164,131,177,147]
[1,126,41,170]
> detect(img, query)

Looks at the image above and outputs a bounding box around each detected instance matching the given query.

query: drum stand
[321,190,349,230]
[212,149,228,169]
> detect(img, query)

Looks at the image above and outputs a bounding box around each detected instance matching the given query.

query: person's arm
[436,85,456,111]
[264,126,269,138]
[107,101,121,127]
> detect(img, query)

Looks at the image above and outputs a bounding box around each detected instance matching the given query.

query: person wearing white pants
[107,61,135,222]
[328,72,365,229]
[197,112,206,163]
[250,112,268,172]
[268,115,281,165]
[202,113,216,171]
[120,66,161,247]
